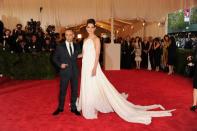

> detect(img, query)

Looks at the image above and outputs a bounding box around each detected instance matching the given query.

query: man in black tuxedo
[52,29,80,116]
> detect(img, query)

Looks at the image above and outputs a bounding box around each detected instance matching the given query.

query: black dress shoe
[71,109,81,116]
[52,108,63,116]
[190,105,197,111]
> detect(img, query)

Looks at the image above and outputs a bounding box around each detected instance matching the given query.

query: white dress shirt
[65,41,74,56]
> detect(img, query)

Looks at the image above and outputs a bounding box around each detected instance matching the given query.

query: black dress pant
[58,73,78,110]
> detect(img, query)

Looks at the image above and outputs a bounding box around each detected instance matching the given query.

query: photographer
[42,37,55,52]
[15,34,28,53]
[46,25,56,41]
[28,34,42,54]
[45,25,57,49]
[12,24,25,40]
[0,20,4,44]
[37,30,45,48]
[3,29,13,51]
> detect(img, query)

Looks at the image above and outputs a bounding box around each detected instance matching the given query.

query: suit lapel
[62,42,71,59]
[73,43,76,55]
[70,43,76,57]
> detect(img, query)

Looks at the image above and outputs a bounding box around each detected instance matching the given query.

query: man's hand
[60,64,68,69]
[77,54,83,58]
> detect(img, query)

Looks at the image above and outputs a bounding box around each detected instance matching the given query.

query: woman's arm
[148,42,152,52]
[139,42,142,50]
[78,39,87,58]
[92,38,101,76]
[154,43,160,50]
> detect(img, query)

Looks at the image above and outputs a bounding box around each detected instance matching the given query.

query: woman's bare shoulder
[93,37,100,43]
[83,38,88,43]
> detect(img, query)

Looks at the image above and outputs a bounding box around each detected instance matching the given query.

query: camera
[46,25,56,40]
[46,25,55,35]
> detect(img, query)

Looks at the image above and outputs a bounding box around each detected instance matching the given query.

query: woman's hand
[91,67,96,76]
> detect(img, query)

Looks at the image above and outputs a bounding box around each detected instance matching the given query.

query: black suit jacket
[53,42,80,77]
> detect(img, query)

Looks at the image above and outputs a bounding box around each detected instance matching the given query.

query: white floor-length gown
[77,39,175,125]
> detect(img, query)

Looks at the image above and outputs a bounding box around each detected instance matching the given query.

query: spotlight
[77,34,82,39]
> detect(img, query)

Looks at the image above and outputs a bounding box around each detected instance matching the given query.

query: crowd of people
[119,35,177,75]
[0,20,195,77]
[0,20,66,54]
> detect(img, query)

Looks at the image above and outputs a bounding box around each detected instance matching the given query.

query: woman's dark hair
[135,36,140,43]
[154,37,160,44]
[87,18,96,26]
[163,35,169,42]
[170,36,176,45]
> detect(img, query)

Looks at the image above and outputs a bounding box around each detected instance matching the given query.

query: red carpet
[0,70,196,131]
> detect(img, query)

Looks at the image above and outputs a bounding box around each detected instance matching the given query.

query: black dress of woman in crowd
[142,39,150,68]
[121,41,130,69]
[167,36,177,75]
[154,38,161,71]
[123,38,134,69]
[167,36,177,64]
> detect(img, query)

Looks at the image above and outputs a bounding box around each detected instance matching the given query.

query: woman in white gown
[77,19,175,125]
